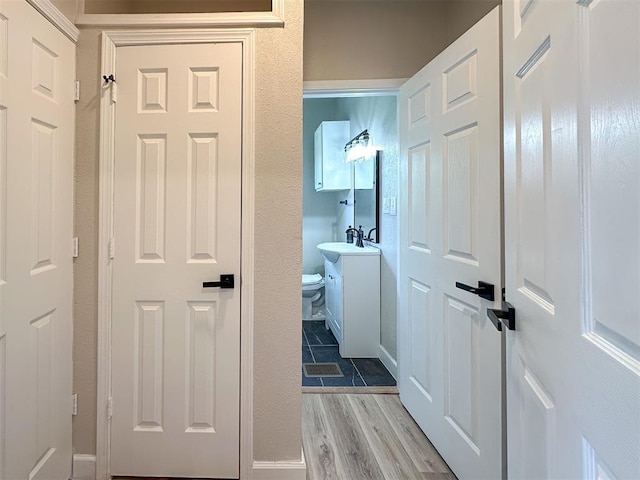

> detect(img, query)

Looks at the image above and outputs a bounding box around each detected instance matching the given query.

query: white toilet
[302,274,325,320]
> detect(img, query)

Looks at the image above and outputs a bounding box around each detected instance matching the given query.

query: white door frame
[96,28,256,480]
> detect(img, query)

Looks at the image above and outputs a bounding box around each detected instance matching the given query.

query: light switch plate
[390,197,397,216]
[383,197,390,214]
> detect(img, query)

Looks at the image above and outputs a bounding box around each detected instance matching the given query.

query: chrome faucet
[345,226,364,248]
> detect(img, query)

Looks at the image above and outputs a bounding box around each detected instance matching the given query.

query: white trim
[95,30,116,480]
[25,0,80,42]
[303,78,407,98]
[252,449,306,480]
[239,27,256,480]
[379,344,398,380]
[96,28,256,480]
[76,0,283,28]
[72,454,97,480]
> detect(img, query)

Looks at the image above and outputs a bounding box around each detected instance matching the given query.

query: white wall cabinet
[314,120,351,191]
[324,253,380,358]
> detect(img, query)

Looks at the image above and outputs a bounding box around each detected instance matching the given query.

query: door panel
[0,2,74,479]
[111,42,242,478]
[504,0,640,478]
[578,0,640,475]
[399,7,502,479]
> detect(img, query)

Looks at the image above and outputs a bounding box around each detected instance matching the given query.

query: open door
[398,7,503,479]
[503,0,640,477]
[0,1,75,478]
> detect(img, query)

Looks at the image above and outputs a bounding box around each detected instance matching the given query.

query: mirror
[353,151,380,243]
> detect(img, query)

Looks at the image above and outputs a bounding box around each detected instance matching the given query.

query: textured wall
[253,0,303,461]
[50,0,79,20]
[304,0,450,81]
[73,27,100,454]
[72,0,303,463]
[447,0,501,43]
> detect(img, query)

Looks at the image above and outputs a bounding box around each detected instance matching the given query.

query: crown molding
[26,0,80,42]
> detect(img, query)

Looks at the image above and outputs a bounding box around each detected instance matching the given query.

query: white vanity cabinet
[314,121,351,191]
[323,252,380,358]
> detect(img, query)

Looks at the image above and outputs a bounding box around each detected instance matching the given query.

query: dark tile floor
[302,320,397,387]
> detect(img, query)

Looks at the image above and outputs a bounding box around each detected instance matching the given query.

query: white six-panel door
[398,8,503,479]
[0,1,74,479]
[503,0,640,478]
[110,42,242,478]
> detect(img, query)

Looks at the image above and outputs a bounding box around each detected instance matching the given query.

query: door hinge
[72,393,78,416]
[73,237,79,258]
[74,80,80,102]
[108,238,114,260]
[107,397,113,419]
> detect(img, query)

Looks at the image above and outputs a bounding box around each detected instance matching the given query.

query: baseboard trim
[252,450,306,480]
[71,454,96,480]
[379,344,398,380]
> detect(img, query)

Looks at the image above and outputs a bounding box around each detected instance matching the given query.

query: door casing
[96,28,256,480]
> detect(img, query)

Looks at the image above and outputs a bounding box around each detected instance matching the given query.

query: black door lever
[488,302,516,331]
[203,274,235,289]
[455,281,495,301]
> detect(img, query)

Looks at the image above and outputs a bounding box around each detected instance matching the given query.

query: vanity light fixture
[344,129,376,163]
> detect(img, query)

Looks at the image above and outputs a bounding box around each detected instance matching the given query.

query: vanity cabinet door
[332,271,344,336]
[324,263,334,326]
[324,260,343,342]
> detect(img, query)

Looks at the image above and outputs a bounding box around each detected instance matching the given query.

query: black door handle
[488,302,516,331]
[203,274,234,289]
[455,281,495,302]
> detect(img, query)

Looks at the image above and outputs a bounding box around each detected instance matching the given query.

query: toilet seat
[302,273,323,286]
[302,274,325,320]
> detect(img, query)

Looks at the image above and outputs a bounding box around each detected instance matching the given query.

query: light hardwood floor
[303,393,455,480]
[116,393,453,480]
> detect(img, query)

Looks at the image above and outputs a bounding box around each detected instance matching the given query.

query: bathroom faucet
[356,226,365,247]
[345,227,364,248]
[366,227,377,242]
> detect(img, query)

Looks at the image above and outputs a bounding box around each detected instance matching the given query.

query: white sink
[317,242,380,263]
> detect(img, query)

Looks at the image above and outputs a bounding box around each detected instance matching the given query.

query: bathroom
[301,94,399,388]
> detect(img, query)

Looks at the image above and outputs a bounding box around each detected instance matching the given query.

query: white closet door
[110,42,242,478]
[0,1,75,479]
[503,0,640,478]
[398,7,503,479]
